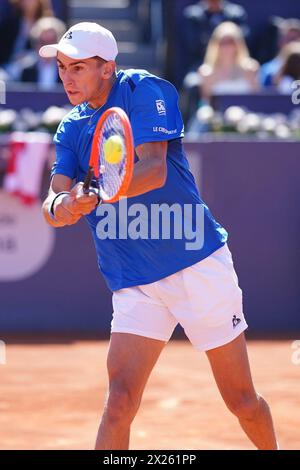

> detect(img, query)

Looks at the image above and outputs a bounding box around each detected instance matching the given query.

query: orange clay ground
[0,339,299,450]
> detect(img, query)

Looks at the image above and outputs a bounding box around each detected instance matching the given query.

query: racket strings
[98,112,128,200]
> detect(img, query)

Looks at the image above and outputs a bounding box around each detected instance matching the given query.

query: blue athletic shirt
[52,69,228,291]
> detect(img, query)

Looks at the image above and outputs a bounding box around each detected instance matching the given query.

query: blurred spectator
[0,0,53,69]
[260,18,300,88]
[274,42,300,94]
[50,0,69,23]
[182,0,249,73]
[17,17,66,88]
[198,22,259,100]
[0,0,12,21]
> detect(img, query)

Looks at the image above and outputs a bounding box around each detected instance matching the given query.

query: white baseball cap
[39,22,118,61]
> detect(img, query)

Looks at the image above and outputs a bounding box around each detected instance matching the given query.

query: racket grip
[82,166,102,205]
[83,166,94,194]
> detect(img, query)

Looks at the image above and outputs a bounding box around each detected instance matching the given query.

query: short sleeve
[51,116,79,180]
[129,77,184,147]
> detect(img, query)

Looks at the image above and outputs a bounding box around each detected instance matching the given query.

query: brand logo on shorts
[156,100,166,116]
[232,315,241,328]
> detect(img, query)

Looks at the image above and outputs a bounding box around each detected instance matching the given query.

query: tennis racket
[83,107,134,203]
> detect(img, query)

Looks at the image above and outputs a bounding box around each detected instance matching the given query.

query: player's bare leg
[95,333,166,450]
[206,333,279,450]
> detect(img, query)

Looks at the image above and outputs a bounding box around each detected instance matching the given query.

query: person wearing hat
[260,18,300,87]
[41,22,278,450]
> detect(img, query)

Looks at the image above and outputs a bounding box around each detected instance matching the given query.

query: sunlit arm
[125,141,168,198]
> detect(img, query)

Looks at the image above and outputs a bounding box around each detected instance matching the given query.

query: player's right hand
[53,183,99,225]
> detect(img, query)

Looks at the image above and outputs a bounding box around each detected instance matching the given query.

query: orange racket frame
[88,107,134,203]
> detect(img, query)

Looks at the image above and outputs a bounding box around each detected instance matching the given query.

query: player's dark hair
[92,56,117,79]
[92,56,108,67]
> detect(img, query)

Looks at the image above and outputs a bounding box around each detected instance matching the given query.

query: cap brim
[39,43,94,60]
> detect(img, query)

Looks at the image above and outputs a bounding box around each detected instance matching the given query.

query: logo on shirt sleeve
[156,100,166,116]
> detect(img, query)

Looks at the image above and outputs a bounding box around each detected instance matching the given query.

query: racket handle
[83,166,94,194]
[82,166,102,205]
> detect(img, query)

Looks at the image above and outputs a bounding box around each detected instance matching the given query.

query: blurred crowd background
[0,0,299,137]
[1,1,300,335]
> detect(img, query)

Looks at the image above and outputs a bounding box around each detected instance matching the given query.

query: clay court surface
[0,338,299,450]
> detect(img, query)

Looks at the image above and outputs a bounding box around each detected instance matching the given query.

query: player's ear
[102,61,116,80]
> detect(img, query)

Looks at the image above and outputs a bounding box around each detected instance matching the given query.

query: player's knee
[105,382,140,425]
[226,392,260,420]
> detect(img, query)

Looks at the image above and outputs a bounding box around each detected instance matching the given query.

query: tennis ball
[103,135,123,164]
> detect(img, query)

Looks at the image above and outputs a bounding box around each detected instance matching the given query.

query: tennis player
[40,22,278,450]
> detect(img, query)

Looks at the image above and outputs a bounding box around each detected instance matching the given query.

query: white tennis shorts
[111,244,248,351]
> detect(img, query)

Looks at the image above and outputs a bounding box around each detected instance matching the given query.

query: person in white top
[199,21,260,100]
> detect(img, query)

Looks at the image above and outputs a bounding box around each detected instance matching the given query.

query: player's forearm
[125,159,167,198]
